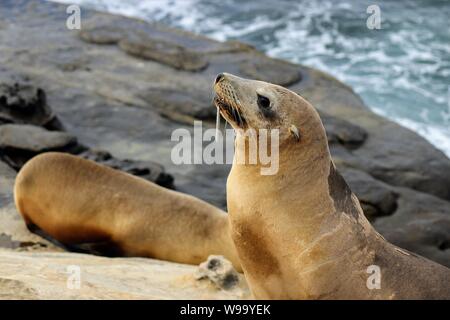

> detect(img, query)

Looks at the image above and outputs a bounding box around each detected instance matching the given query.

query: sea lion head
[213,73,327,147]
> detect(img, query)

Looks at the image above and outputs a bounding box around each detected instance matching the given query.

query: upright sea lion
[14,152,241,270]
[214,72,450,299]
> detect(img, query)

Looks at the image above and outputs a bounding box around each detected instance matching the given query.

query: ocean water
[50,0,450,157]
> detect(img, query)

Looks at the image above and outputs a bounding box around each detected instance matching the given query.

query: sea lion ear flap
[289,124,300,142]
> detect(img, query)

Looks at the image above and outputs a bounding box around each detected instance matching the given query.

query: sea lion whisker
[234,107,243,126]
[215,106,221,141]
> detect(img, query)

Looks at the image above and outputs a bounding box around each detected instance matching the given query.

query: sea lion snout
[213,74,331,149]
[213,73,249,129]
[214,72,237,83]
[213,73,278,129]
[215,73,225,84]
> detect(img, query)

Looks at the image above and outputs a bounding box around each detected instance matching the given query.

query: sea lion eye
[257,94,271,110]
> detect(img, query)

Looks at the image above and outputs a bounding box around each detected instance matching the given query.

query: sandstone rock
[0,250,250,300]
[339,166,398,221]
[374,187,450,268]
[137,87,214,121]
[238,54,301,86]
[119,33,209,71]
[293,67,450,200]
[196,255,241,290]
[0,160,15,205]
[0,277,39,300]
[0,161,58,252]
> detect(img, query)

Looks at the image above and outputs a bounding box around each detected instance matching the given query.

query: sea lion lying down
[14,152,241,270]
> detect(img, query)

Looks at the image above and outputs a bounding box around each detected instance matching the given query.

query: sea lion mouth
[213,94,247,129]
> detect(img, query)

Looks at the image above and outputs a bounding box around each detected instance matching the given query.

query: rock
[319,111,368,149]
[0,124,77,169]
[338,166,398,221]
[0,81,63,130]
[0,124,174,187]
[79,26,124,45]
[119,33,209,71]
[0,250,250,300]
[196,255,241,290]
[0,216,53,253]
[0,233,48,251]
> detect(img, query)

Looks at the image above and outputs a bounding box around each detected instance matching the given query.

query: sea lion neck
[228,129,336,238]
[230,124,332,192]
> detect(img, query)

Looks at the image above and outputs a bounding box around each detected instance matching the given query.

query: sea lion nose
[215,73,225,84]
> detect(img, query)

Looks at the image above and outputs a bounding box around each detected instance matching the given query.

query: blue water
[50,0,450,157]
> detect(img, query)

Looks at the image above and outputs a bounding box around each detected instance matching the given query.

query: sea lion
[213,72,450,299]
[14,152,241,270]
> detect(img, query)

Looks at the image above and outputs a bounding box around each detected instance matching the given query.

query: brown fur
[14,152,241,270]
[215,73,450,299]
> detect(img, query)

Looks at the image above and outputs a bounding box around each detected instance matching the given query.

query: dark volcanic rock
[238,54,301,86]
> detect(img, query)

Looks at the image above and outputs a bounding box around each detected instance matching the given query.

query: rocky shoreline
[0,0,449,299]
